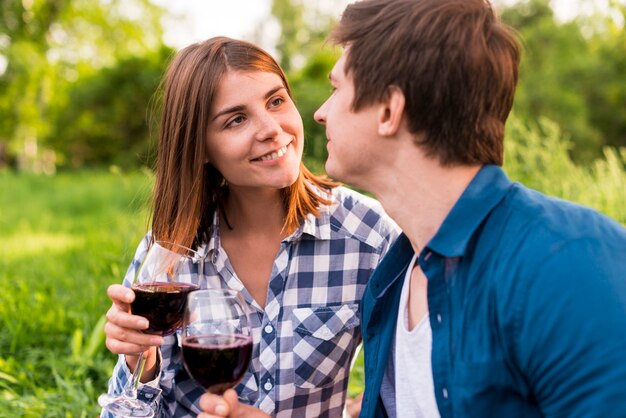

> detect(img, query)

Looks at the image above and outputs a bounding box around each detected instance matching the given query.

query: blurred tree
[270,0,340,72]
[271,0,307,72]
[501,0,603,161]
[501,0,626,162]
[0,0,164,170]
[585,3,626,150]
[47,45,172,168]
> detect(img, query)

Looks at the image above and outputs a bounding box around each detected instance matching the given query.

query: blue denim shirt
[359,165,626,418]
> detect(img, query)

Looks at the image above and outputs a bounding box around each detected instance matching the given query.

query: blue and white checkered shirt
[102,186,399,417]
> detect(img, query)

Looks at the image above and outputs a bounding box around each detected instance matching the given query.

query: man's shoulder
[497,183,625,247]
[482,183,626,286]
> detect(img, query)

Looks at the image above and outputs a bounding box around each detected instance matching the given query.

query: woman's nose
[255,112,282,141]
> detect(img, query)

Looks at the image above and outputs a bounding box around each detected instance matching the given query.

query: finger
[105,327,150,355]
[105,337,151,355]
[105,286,155,333]
[222,389,239,414]
[105,321,162,346]
[199,393,230,416]
[107,284,135,311]
[105,303,149,331]
[108,283,134,302]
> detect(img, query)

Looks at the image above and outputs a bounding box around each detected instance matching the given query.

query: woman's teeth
[258,145,287,161]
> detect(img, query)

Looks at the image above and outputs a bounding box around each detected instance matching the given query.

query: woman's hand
[103,284,163,381]
[345,393,364,418]
[198,389,270,418]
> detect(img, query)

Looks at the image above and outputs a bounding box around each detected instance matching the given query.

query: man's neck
[371,143,481,254]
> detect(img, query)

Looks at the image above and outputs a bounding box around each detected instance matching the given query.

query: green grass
[0,117,624,415]
[0,168,152,417]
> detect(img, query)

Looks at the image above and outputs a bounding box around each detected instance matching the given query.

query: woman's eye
[226,115,245,128]
[270,97,284,107]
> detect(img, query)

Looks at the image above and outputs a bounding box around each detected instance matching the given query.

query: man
[311,0,626,417]
[199,1,626,417]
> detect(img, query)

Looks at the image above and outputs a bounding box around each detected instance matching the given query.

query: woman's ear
[377,86,405,137]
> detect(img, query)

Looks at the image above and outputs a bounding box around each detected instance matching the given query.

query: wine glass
[98,240,201,417]
[181,289,253,395]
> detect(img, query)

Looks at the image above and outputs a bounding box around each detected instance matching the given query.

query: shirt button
[264,324,274,334]
[436,313,442,324]
[263,381,273,391]
[211,252,218,263]
[442,387,449,399]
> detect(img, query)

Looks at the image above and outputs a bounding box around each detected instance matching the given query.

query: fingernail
[215,402,227,415]
[151,337,163,346]
[138,319,149,328]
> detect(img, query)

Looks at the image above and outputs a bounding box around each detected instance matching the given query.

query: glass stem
[124,351,147,399]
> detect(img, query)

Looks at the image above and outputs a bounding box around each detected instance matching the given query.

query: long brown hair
[332,0,520,166]
[151,37,336,249]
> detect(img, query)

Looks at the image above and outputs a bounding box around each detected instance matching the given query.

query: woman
[101,37,398,418]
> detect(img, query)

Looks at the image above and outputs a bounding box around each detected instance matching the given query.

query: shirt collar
[202,184,334,255]
[284,184,334,242]
[370,232,415,299]
[427,165,513,258]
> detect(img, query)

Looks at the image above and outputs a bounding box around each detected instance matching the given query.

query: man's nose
[314,101,327,125]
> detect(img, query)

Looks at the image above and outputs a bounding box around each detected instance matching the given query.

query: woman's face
[206,70,304,192]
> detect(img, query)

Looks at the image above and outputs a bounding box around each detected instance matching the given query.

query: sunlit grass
[0,168,152,417]
[1,231,85,260]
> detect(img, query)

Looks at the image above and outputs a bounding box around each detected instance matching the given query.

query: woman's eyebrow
[212,85,286,121]
[264,85,285,99]
[212,105,244,121]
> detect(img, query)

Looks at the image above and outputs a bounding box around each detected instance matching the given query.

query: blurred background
[1,0,625,416]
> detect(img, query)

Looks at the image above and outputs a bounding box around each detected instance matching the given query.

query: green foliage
[0,169,152,416]
[501,0,626,161]
[270,0,338,72]
[271,0,307,72]
[47,46,173,168]
[586,5,626,150]
[504,115,626,224]
[0,0,165,168]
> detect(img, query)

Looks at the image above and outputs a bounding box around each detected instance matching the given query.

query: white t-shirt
[380,254,440,418]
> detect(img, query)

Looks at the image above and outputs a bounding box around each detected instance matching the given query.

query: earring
[220,177,228,187]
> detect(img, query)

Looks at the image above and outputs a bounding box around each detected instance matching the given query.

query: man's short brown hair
[332,0,520,166]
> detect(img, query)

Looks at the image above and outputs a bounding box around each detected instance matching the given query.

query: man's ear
[377,86,405,137]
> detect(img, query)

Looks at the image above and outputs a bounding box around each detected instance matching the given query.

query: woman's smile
[252,143,290,163]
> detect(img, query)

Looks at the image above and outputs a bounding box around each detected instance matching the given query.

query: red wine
[182,334,253,394]
[131,282,198,335]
